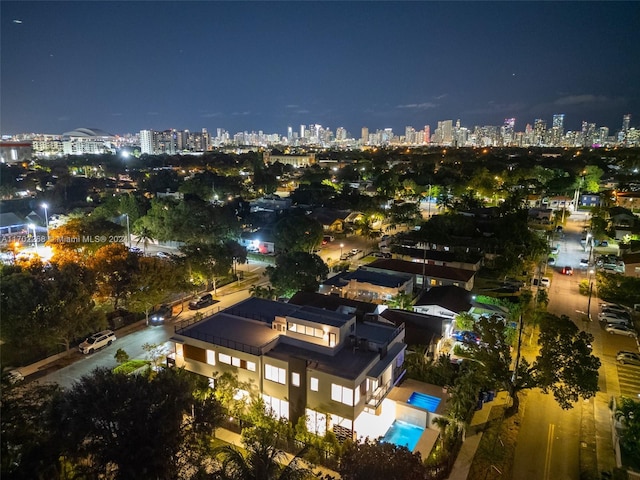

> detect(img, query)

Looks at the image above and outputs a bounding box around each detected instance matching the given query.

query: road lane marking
[544,423,555,480]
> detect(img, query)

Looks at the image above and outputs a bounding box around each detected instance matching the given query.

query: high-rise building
[361,127,369,145]
[552,114,565,131]
[424,125,430,144]
[622,114,631,133]
[140,129,155,154]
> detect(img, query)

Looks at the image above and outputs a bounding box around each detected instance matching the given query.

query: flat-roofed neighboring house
[171,297,407,441]
[413,285,473,319]
[364,258,476,291]
[378,308,446,352]
[319,268,413,303]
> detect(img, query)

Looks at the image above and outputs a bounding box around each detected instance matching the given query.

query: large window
[265,364,286,385]
[291,372,300,387]
[331,383,354,406]
[219,353,231,365]
[306,408,326,436]
[262,394,289,420]
[287,322,325,339]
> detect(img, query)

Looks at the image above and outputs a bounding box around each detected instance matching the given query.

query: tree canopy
[265,252,328,298]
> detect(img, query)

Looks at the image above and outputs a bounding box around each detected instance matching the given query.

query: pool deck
[386,378,449,457]
[387,378,448,415]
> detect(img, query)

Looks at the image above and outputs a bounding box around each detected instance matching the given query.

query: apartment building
[171,297,407,441]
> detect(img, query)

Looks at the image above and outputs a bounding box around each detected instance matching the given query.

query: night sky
[2,1,639,136]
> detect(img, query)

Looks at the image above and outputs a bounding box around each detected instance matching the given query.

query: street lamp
[340,243,344,259]
[123,213,131,248]
[28,223,38,255]
[41,203,49,240]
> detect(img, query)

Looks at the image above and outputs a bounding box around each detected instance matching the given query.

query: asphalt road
[39,262,269,390]
[513,212,640,479]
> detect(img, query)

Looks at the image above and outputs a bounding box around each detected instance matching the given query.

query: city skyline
[2,1,639,136]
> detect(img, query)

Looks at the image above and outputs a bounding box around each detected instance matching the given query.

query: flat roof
[265,341,380,381]
[176,312,280,352]
[224,297,352,328]
[355,321,399,344]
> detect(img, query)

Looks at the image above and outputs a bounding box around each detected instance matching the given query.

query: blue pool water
[407,391,442,411]
[381,420,424,451]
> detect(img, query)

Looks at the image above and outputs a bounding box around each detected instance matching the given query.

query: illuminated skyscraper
[361,127,369,145]
[424,125,430,144]
[553,114,565,130]
[622,114,631,133]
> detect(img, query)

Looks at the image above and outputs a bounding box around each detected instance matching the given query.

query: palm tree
[431,416,451,451]
[387,291,414,311]
[134,225,155,255]
[210,425,312,480]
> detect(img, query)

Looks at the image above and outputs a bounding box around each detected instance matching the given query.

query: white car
[540,277,551,288]
[156,251,171,259]
[604,324,638,338]
[616,351,640,366]
[599,314,630,326]
[550,247,559,255]
[79,330,117,354]
[600,303,628,315]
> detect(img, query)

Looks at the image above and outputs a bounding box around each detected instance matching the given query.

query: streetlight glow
[28,223,38,255]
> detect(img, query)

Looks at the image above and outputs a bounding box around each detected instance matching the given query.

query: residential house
[309,208,351,233]
[622,252,640,277]
[171,297,407,441]
[319,268,414,303]
[580,192,601,208]
[239,231,275,254]
[364,258,476,291]
[394,246,483,272]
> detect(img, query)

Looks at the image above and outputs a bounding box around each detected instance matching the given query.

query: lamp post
[28,223,38,255]
[41,202,49,238]
[123,213,131,248]
[427,184,432,218]
[586,268,595,321]
[340,243,344,259]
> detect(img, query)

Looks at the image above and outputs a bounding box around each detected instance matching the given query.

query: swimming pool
[381,420,424,451]
[407,391,442,411]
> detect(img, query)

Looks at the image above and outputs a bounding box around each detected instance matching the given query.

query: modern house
[171,297,407,441]
[319,268,414,303]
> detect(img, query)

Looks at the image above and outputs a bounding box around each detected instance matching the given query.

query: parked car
[579,258,589,268]
[188,293,215,310]
[540,277,551,288]
[561,266,573,276]
[148,304,173,326]
[350,248,361,255]
[156,251,171,259]
[600,307,631,320]
[604,324,638,338]
[550,247,559,255]
[598,313,630,326]
[129,246,143,254]
[452,331,481,345]
[79,330,116,354]
[616,351,640,366]
[547,257,556,266]
[600,303,628,315]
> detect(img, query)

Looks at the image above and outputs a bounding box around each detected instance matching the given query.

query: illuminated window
[247,361,256,372]
[292,372,300,387]
[206,350,216,365]
[219,353,231,365]
[265,364,286,385]
[310,377,319,391]
[232,357,241,367]
[331,383,354,406]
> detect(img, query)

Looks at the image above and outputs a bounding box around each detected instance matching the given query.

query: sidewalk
[447,391,510,480]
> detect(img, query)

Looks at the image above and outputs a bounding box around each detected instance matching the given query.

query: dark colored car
[452,331,481,345]
[148,304,173,326]
[188,293,215,310]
